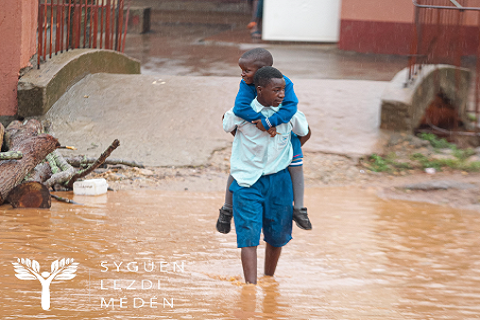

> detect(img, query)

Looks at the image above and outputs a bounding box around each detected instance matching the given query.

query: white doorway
[262,0,342,42]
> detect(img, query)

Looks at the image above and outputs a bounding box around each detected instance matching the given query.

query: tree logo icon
[12,258,79,310]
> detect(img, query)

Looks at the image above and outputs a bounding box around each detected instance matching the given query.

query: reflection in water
[0,188,479,319]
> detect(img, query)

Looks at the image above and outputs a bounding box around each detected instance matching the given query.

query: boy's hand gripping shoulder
[233,77,298,131]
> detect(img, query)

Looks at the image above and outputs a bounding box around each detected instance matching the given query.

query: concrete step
[18,49,140,117]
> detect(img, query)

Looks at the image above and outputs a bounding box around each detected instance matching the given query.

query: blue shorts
[290,133,303,167]
[229,169,293,248]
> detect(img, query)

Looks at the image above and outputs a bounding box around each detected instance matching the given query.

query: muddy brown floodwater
[1,188,480,319]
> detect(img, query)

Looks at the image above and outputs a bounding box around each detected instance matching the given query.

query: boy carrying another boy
[223,66,310,284]
[217,48,312,234]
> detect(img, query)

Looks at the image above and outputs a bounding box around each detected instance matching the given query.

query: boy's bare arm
[298,127,311,147]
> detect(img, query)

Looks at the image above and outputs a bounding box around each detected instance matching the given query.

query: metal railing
[408,0,480,132]
[37,0,131,69]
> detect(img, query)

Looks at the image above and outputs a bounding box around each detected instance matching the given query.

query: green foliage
[467,113,477,122]
[366,151,480,173]
[409,152,480,172]
[369,154,390,172]
[368,154,412,172]
[418,133,453,149]
[366,133,480,173]
[452,147,476,161]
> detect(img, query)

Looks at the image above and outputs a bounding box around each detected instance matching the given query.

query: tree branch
[65,139,120,189]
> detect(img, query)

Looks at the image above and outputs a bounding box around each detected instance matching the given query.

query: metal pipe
[38,4,44,68]
[43,1,48,60]
[66,0,72,51]
[89,0,93,48]
[110,0,115,50]
[100,1,104,49]
[50,0,53,58]
[413,0,480,10]
[93,1,98,48]
[121,0,131,52]
[449,0,463,8]
[116,0,123,51]
[55,0,60,55]
[476,10,480,130]
[106,0,111,49]
[60,0,64,52]
[83,0,87,48]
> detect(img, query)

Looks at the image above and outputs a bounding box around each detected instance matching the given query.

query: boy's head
[238,48,273,85]
[254,66,285,107]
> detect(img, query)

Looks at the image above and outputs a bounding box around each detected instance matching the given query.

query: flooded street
[5,1,480,319]
[122,10,409,81]
[1,188,479,319]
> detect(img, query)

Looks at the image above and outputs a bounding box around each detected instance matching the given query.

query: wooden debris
[25,161,52,183]
[7,181,51,208]
[65,156,144,168]
[44,151,76,188]
[51,194,83,205]
[0,151,23,160]
[65,139,120,189]
[0,118,122,208]
[0,120,59,205]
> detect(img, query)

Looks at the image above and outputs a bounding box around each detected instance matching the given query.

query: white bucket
[73,178,108,196]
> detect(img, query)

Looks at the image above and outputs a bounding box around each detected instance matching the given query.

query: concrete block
[380,65,471,133]
[126,6,151,34]
[17,49,140,117]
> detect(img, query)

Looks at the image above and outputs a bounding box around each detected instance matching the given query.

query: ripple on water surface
[0,188,479,319]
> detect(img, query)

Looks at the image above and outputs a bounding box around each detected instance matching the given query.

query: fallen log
[65,156,144,168]
[0,151,23,160]
[0,120,59,205]
[4,120,43,150]
[25,161,52,183]
[44,151,75,189]
[7,181,51,208]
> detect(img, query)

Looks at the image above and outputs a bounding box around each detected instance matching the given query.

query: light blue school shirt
[223,98,309,187]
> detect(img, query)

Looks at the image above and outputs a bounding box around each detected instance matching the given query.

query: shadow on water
[1,188,480,318]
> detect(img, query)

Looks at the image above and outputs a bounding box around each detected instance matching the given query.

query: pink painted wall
[338,0,479,55]
[20,1,39,68]
[340,0,414,23]
[340,0,478,25]
[0,0,38,116]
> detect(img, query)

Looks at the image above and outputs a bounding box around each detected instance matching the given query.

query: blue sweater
[233,76,298,130]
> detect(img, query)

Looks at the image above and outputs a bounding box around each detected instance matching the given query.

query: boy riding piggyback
[216,48,312,234]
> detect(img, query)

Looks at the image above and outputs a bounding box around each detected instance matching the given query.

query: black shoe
[293,207,312,230]
[216,207,233,234]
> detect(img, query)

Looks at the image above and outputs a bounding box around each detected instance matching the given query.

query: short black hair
[240,48,273,67]
[254,66,283,87]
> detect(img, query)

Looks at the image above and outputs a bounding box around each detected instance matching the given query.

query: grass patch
[365,133,480,173]
[418,132,453,149]
[409,152,480,172]
[367,153,412,173]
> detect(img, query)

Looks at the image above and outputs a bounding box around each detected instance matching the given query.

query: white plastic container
[73,178,108,196]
